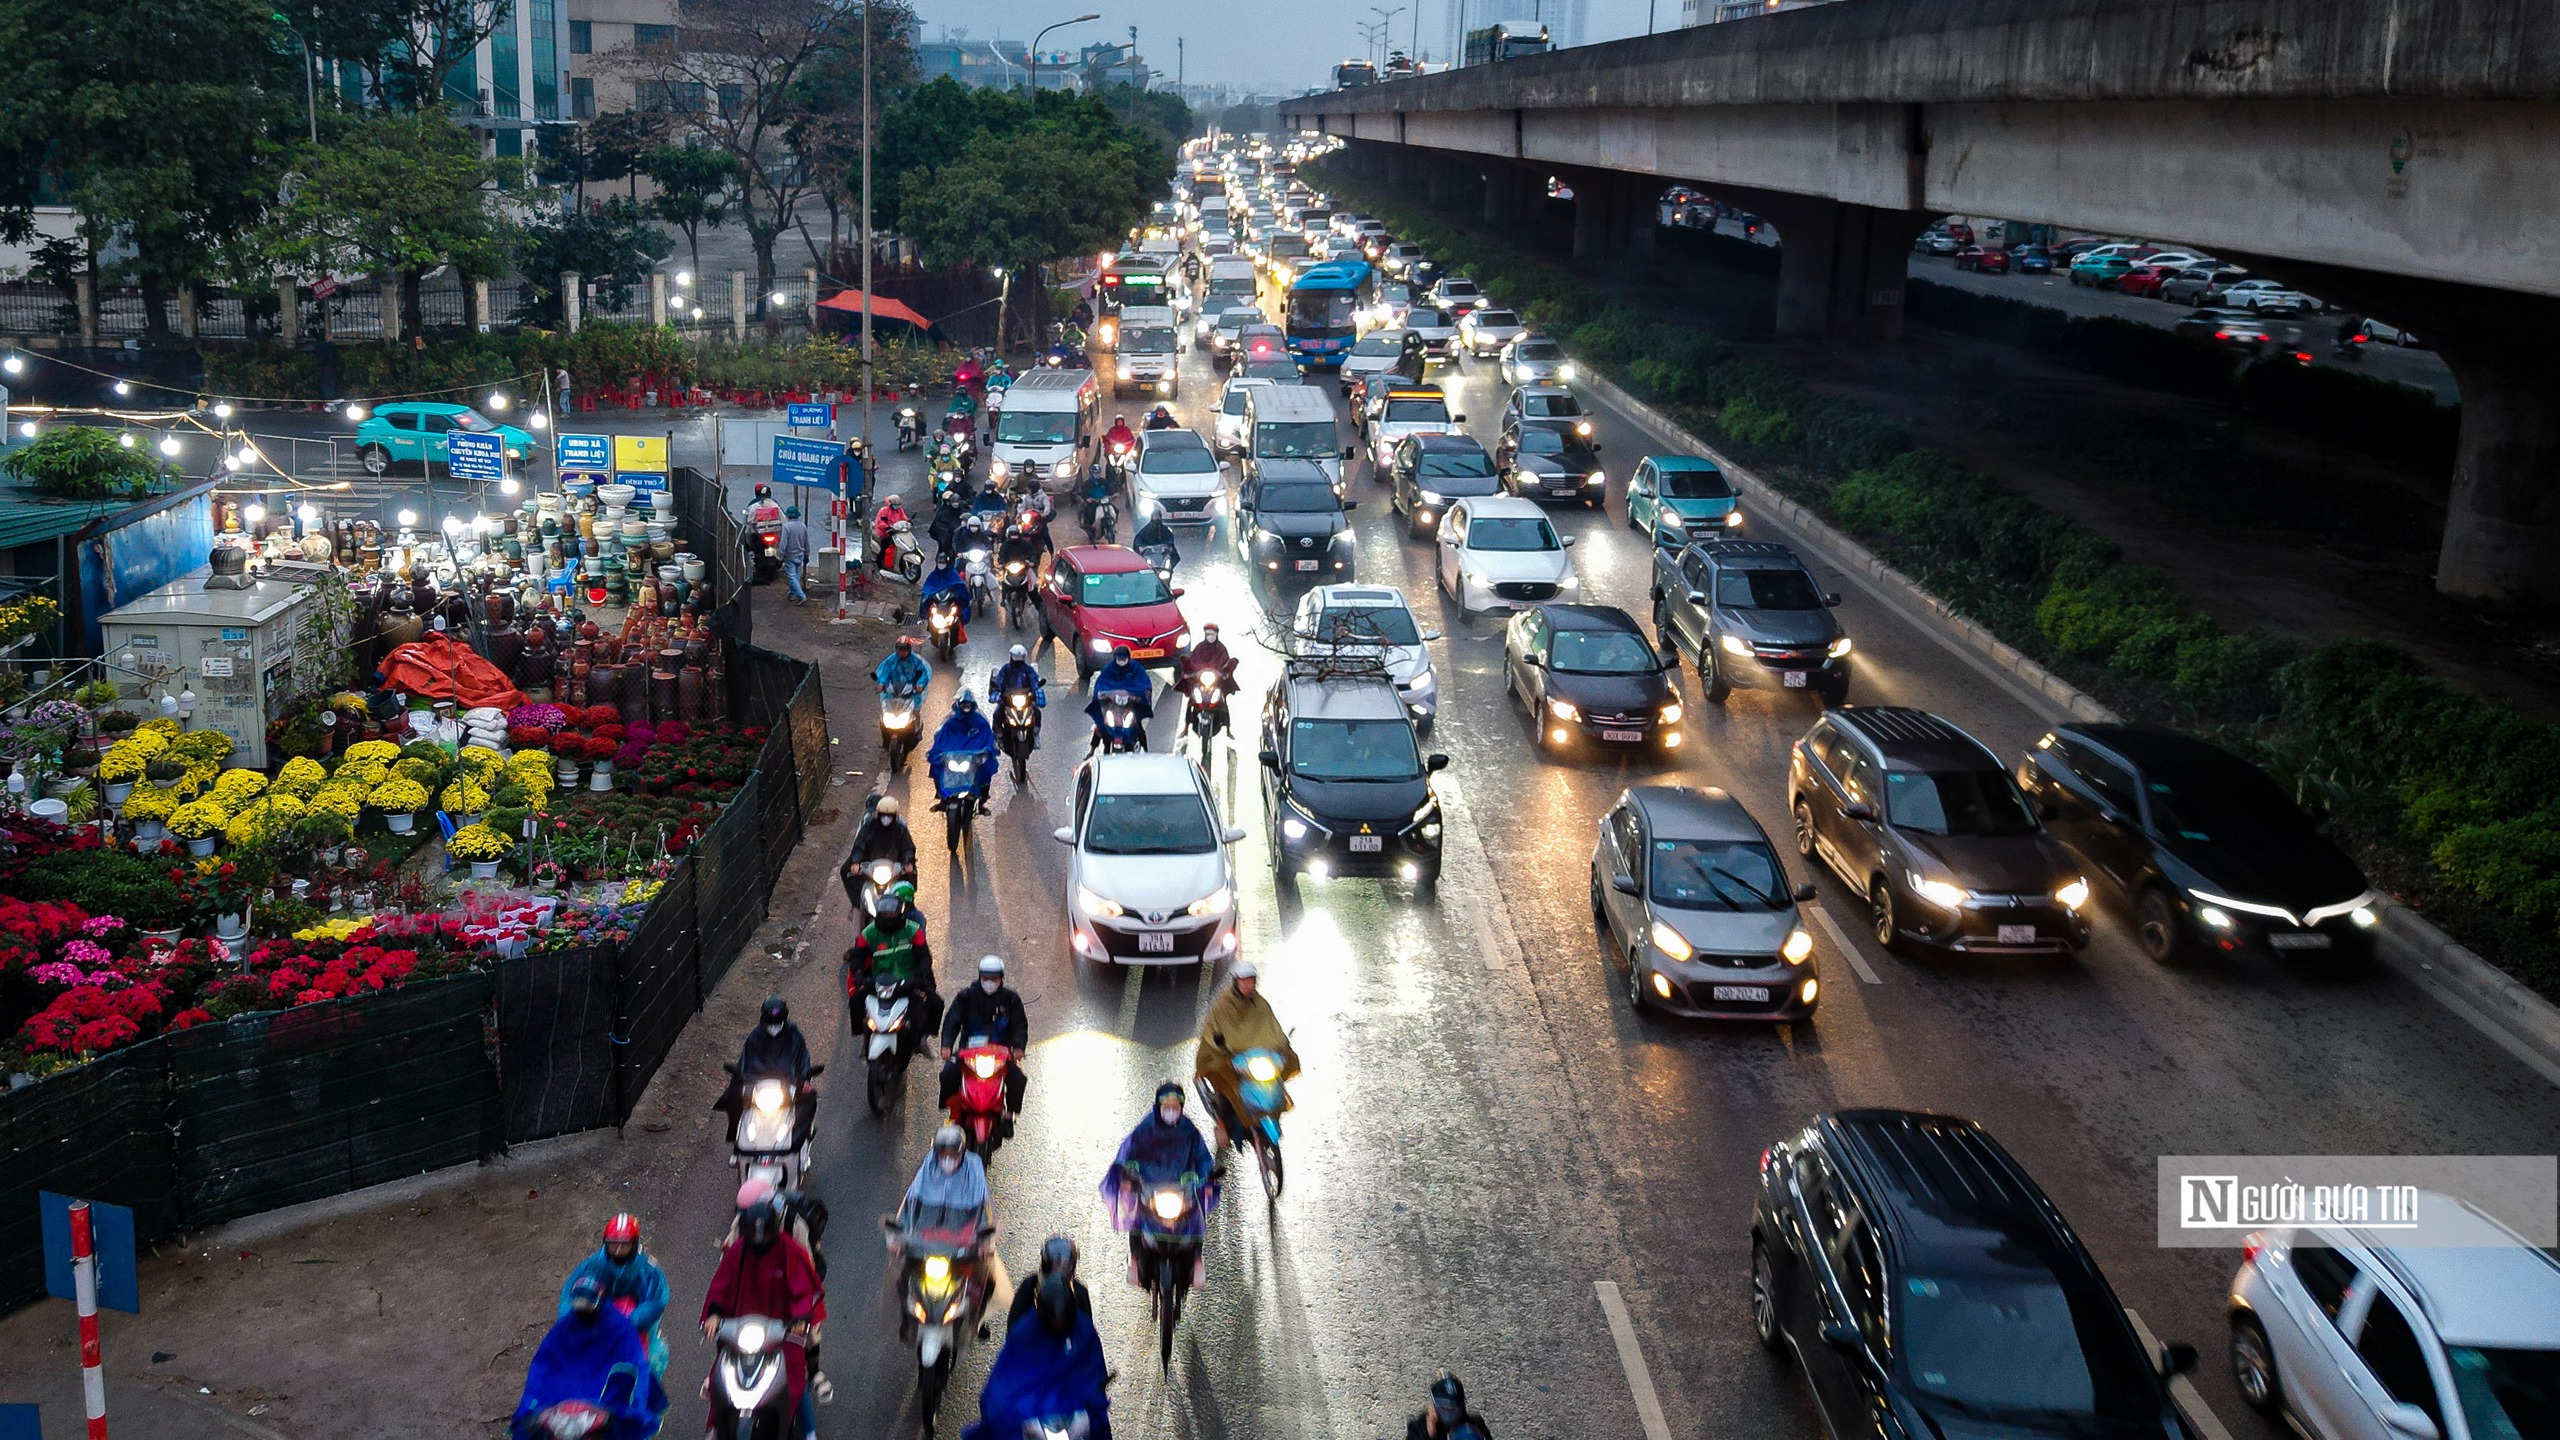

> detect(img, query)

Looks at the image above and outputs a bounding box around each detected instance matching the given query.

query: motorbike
[750,515,784,584]
[1138,540,1177,581]
[859,973,920,1116]
[1183,669,1231,765]
[725,1061,822,1192]
[962,545,996,617]
[523,1396,634,1440]
[1000,559,1036,630]
[2334,331,2370,361]
[707,1315,797,1440]
[934,751,985,853]
[854,857,917,923]
[879,684,923,772]
[1082,494,1119,546]
[946,1040,1016,1160]
[997,686,1040,783]
[1200,1049,1289,1201]
[896,400,922,451]
[1134,1177,1205,1366]
[876,520,925,585]
[1091,690,1144,756]
[884,1211,991,1435]
[925,594,963,662]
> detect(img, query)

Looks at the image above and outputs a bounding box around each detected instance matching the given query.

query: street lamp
[269,12,320,145]
[1028,13,1101,105]
[1370,6,1405,64]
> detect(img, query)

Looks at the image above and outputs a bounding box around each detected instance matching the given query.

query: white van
[1109,304,1183,400]
[1243,384,1347,489]
[988,368,1097,490]
[1203,257,1259,318]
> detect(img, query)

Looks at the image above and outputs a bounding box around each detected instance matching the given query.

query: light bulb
[500,478,521,496]
[486,392,509,410]
[297,504,318,523]
[244,504,267,523]
[213,402,233,419]
[118,433,135,448]
[397,509,418,527]
[676,270,692,286]
[441,514,463,534]
[0,355,21,375]
[770,292,789,306]
[528,412,548,430]
[345,404,368,421]
[158,436,180,456]
[222,453,241,470]
[113,380,131,396]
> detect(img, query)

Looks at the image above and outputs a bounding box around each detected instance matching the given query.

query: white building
[1683,0,1838,26]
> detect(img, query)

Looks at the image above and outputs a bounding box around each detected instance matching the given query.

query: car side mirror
[1793,881,1819,903]
[1611,874,1640,896]
[1685,590,1707,606]
[1425,753,1450,772]
[1170,586,1186,598]
[2381,1403,2438,1440]
[1220,826,1248,844]
[1843,801,1877,823]
[1824,593,1844,607]
[1258,748,1279,769]
[1341,445,1355,459]
[1218,461,1232,474]
[1341,499,1357,511]
[1561,536,1576,548]
[1592,442,1603,453]
[2158,1343,2199,1379]
[1421,629,1442,642]
[1452,414,1466,423]
[1051,826,1075,844]
[1819,1320,1865,1353]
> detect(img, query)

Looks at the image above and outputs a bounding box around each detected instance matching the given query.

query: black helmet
[739,1200,781,1250]
[1153,1080,1186,1109]
[875,891,907,924]
[1040,1234,1080,1281]
[1036,1273,1077,1336]
[1112,644,1133,663]
[759,996,789,1028]
[1430,1374,1467,1421]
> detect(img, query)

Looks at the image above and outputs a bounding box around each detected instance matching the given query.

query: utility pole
[1176,36,1184,93]
[847,0,873,618]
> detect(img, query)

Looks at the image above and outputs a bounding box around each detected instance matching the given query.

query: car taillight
[2242,1238,2262,1267]
[2214,331,2231,340]
[2293,351,2313,362]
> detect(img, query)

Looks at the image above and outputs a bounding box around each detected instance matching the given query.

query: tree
[290,0,513,114]
[641,143,740,281]
[872,77,1027,234]
[0,426,173,500]
[256,114,512,336]
[513,198,671,325]
[899,122,1153,279]
[778,0,918,267]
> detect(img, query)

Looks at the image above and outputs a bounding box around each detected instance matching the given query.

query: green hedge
[1316,160,2559,995]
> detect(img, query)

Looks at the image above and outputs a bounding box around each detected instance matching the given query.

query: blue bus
[1285,259,1375,368]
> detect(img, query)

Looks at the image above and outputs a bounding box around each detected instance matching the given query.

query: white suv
[1053,753,1246,966]
[2227,1192,2560,1440]
[1292,584,1443,732]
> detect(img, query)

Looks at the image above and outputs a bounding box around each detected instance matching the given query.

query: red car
[2115,264,2179,299]
[1036,545,1191,681]
[1953,245,2011,274]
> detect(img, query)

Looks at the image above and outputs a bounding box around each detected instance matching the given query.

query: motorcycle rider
[848,887,940,1051]
[927,689,999,810]
[919,554,973,645]
[1005,1235,1094,1330]
[747,482,784,528]
[927,488,968,561]
[841,794,917,908]
[1102,413,1137,468]
[965,1275,1112,1440]
[702,1187,823,1439]
[939,955,1029,1113]
[1084,645,1155,747]
[1408,1374,1492,1440]
[872,493,912,559]
[1144,404,1178,431]
[557,1213,673,1379]
[893,1125,998,1288]
[1130,503,1180,571]
[874,635,932,699]
[1192,961,1297,1165]
[1099,1083,1217,1288]
[996,521,1047,600]
[513,1273,666,1440]
[718,996,818,1149]
[1078,459,1117,535]
[1177,624,1237,731]
[991,645,1047,747]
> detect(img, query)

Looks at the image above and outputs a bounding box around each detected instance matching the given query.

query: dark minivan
[1753,1109,2201,1440]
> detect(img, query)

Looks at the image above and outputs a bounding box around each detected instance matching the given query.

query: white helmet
[978,954,1006,979]
[1010,644,1027,661]
[1231,960,1258,979]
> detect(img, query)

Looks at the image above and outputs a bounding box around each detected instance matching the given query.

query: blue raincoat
[557,1247,672,1376]
[1098,1109,1218,1237]
[962,1309,1113,1440]
[512,1299,667,1439]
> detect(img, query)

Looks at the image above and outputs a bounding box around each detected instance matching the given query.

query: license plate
[1783,670,1809,688]
[1711,986,1769,1003]
[1601,729,1642,743]
[1998,924,2038,945]
[1547,486,1578,497]
[1130,647,1164,660]
[1349,835,1383,853]
[2269,932,2332,951]
[1138,932,1174,953]
[1294,559,1319,572]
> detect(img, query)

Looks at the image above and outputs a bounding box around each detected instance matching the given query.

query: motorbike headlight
[1909,874,1969,909]
[736,1322,768,1354]
[1078,885,1125,918]
[1828,637,1853,658]
[1782,928,1814,964]
[1187,885,1233,917]
[1245,1054,1280,1083]
[971,1053,1001,1078]
[751,1080,787,1114]
[921,1254,951,1283]
[1649,919,1693,961]
[1548,698,1578,722]
[870,861,896,885]
[1150,1189,1187,1222]
[2055,877,2091,911]
[883,710,914,730]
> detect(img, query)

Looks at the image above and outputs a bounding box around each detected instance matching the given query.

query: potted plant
[440,776,489,826]
[182,859,253,940]
[96,741,146,805]
[121,782,179,842]
[169,797,228,855]
[368,776,429,834]
[292,808,354,866]
[528,856,569,892]
[448,822,513,881]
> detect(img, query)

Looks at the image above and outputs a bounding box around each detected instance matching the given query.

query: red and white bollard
[69,1200,107,1438]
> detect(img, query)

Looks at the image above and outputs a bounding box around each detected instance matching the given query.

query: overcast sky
[913,0,1671,91]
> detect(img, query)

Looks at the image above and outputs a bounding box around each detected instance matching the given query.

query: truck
[1463,22,1550,65]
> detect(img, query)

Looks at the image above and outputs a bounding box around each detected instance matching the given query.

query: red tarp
[379,632,524,711]
[815,290,936,330]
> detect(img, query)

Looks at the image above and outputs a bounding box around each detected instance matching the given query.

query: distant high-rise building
[1682,0,1838,26]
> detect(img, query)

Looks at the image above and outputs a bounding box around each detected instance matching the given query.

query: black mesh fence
[690,770,769,1001]
[495,946,620,1142]
[615,857,700,1120]
[0,1040,178,1312]
[788,672,831,818]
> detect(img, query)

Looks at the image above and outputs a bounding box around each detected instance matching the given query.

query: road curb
[1575,371,2560,1086]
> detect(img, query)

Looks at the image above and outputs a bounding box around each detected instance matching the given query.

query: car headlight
[990,459,1011,478]
[1658,703,1683,724]
[2198,905,2235,930]
[1560,363,1578,380]
[1417,490,1446,507]
[1078,885,1124,918]
[1053,458,1076,479]
[1648,919,1693,961]
[1719,633,1752,658]
[1089,637,1113,655]
[1782,928,1814,964]
[2350,904,2380,928]
[1187,885,1233,917]
[1586,471,1606,487]
[1828,637,1853,658]
[1548,698,1578,721]
[2055,877,2091,911]
[1117,362,1134,379]
[1575,421,1592,436]
[1909,874,1968,909]
[1281,817,1309,841]
[1722,510,1745,528]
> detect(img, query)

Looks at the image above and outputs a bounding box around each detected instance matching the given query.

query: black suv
[1259,664,1447,889]
[1387,433,1500,536]
[1650,540,1851,704]
[1233,459,1357,580]
[2015,724,2377,964]
[1789,707,2091,955]
[1752,1110,2200,1440]
[1494,419,1605,507]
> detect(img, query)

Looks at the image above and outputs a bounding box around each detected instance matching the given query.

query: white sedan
[1054,753,1246,966]
[1436,496,1579,614]
[1457,307,1524,359]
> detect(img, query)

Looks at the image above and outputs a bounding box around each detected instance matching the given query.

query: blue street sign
[621,472,669,491]
[0,1403,36,1440]
[556,433,611,470]
[772,435,847,489]
[444,430,505,481]
[40,1193,138,1314]
[787,402,833,429]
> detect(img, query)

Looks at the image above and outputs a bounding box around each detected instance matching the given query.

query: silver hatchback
[1591,786,1821,1020]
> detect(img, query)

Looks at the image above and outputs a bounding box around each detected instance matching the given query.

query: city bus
[1285,259,1377,369]
[1334,59,1379,88]
[1463,22,1550,65]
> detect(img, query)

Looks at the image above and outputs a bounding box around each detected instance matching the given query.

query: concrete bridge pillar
[1570,171,1619,259]
[1424,155,1476,211]
[1384,147,1416,188]
[2439,341,2560,607]
[1732,191,1925,342]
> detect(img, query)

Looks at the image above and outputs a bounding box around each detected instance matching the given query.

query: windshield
[1551,629,1657,673]
[1715,569,1825,610]
[1289,717,1421,781]
[1660,468,1734,500]
[1383,399,1449,425]
[1898,1274,2157,1419]
[1438,280,1480,298]
[1316,607,1421,646]
[1406,307,1450,329]
[1518,429,1565,455]
[1122,326,1176,352]
[1083,792,1218,855]
[1468,516,1558,551]
[1419,450,1494,480]
[1256,421,1337,458]
[1080,569,1173,607]
[1473,310,1518,328]
[995,410,1079,445]
[2448,1345,2560,1440]
[1217,310,1263,330]
[1649,840,1788,911]
[1220,386,1259,416]
[1287,289,1360,337]
[1515,340,1561,361]
[1351,334,1407,357]
[1271,236,1309,257]
[452,409,499,432]
[1258,484,1340,514]
[2143,759,2309,843]
[1521,392,1584,418]
[1142,445,1215,475]
[1887,770,2040,837]
[1209,275,1256,298]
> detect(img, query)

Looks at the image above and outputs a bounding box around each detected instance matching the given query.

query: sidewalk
[0,586,892,1440]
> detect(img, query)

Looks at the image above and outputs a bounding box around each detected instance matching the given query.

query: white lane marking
[1807,904,1883,985]
[1594,1280,1677,1440]
[1115,960,1144,1037]
[2125,1307,2237,1440]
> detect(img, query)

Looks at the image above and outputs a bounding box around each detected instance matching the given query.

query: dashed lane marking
[1594,1280,1677,1440]
[1807,904,1883,985]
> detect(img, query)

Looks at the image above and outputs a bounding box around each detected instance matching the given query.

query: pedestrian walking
[780,506,813,603]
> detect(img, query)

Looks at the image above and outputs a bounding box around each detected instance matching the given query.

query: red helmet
[602,1213,641,1244]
